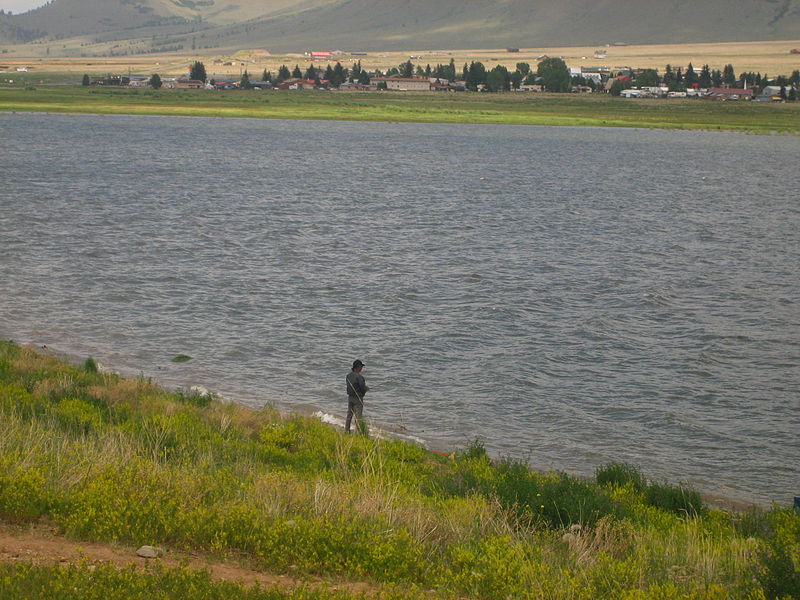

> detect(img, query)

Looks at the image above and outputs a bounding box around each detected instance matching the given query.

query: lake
[1,112,798,506]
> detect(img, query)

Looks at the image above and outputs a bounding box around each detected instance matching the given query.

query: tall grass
[0,340,797,599]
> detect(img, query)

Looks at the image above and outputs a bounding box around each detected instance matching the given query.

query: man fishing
[345,359,369,434]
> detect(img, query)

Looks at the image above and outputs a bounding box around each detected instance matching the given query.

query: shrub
[645,482,707,517]
[596,462,647,493]
[83,356,98,373]
[0,461,51,520]
[755,508,800,598]
[53,397,105,434]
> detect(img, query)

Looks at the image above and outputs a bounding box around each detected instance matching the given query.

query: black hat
[352,359,364,369]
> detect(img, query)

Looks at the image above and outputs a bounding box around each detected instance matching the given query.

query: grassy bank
[1,85,799,133]
[0,340,798,599]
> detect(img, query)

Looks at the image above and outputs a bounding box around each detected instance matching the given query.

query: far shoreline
[2,86,799,135]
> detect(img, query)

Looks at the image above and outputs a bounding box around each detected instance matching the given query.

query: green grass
[1,85,799,134]
[0,340,798,599]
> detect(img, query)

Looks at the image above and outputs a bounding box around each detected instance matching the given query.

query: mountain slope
[2,0,800,51]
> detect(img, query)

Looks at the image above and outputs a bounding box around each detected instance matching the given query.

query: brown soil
[0,521,377,595]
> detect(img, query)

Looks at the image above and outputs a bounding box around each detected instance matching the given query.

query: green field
[2,85,799,133]
[0,341,798,599]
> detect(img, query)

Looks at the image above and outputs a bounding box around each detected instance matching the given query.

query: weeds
[0,340,794,599]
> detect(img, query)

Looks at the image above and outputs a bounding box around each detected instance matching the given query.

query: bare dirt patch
[0,521,376,595]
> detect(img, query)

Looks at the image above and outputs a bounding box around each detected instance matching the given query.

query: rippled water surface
[2,112,798,505]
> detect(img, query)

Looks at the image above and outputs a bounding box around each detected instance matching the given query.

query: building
[172,79,204,89]
[309,51,332,62]
[371,77,431,91]
[706,88,754,100]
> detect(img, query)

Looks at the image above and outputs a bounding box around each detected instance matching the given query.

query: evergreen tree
[149,73,162,89]
[684,63,697,87]
[305,65,317,80]
[415,65,425,76]
[510,70,523,89]
[425,64,431,77]
[331,62,346,87]
[790,70,800,87]
[324,64,334,83]
[516,62,530,77]
[240,70,251,89]
[779,86,787,100]
[190,61,207,82]
[262,70,272,83]
[609,79,624,96]
[357,69,370,85]
[462,63,469,81]
[447,58,456,81]
[292,65,302,78]
[277,65,291,83]
[399,60,414,78]
[722,64,736,86]
[698,64,711,88]
[788,87,797,101]
[711,69,722,87]
[81,73,90,86]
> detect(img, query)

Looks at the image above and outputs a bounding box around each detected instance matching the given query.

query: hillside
[1,0,800,53]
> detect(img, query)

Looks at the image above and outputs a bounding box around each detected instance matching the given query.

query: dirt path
[0,521,377,595]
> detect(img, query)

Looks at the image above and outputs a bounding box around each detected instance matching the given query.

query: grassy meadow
[1,85,799,133]
[0,340,798,599]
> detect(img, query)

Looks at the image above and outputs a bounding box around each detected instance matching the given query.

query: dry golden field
[2,39,798,80]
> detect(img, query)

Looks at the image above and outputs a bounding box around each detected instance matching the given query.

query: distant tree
[292,65,302,78]
[415,65,425,76]
[81,73,90,86]
[324,64,334,83]
[465,61,487,91]
[276,65,291,83]
[149,73,162,89]
[462,63,469,81]
[722,64,736,86]
[331,62,346,87]
[698,64,711,88]
[510,70,523,90]
[377,80,387,90]
[357,69,370,85]
[190,61,206,83]
[779,86,787,100]
[609,79,624,96]
[684,63,697,87]
[424,64,432,77]
[711,69,722,87]
[447,58,457,81]
[399,60,414,78]
[790,69,800,87]
[515,62,530,77]
[788,87,797,101]
[537,57,571,92]
[262,69,272,83]
[485,65,510,92]
[304,65,317,80]
[635,69,660,87]
[240,70,251,89]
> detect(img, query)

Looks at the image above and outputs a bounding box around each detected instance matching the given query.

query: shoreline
[14,338,768,513]
[2,86,799,135]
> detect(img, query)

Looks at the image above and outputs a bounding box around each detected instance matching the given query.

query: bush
[645,482,707,517]
[596,462,647,493]
[755,508,800,598]
[0,461,51,521]
[53,397,105,434]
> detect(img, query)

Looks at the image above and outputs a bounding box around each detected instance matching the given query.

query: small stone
[136,546,163,558]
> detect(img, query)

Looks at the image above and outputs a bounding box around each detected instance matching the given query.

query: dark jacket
[346,370,367,400]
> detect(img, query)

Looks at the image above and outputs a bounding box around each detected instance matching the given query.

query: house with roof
[371,77,432,91]
[706,87,754,100]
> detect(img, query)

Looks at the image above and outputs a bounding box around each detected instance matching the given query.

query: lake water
[2,112,798,506]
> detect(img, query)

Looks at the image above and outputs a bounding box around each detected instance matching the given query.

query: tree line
[120,59,799,98]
